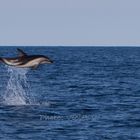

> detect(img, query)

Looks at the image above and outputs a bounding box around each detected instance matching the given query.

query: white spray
[3,66,35,105]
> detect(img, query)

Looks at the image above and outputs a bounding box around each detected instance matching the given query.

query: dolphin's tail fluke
[0,57,3,62]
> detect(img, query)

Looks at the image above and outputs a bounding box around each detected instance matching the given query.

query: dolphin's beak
[50,60,53,63]
[49,60,53,64]
[46,59,53,64]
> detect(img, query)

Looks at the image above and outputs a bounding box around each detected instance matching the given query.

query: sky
[0,0,140,46]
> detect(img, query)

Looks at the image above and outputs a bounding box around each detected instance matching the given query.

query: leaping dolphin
[0,48,53,69]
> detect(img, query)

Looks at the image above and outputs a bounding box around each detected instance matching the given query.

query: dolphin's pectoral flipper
[31,64,39,70]
[17,48,27,57]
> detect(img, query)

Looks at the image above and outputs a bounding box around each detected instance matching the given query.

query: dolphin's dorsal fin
[17,48,27,57]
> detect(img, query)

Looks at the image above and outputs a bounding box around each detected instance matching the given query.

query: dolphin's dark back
[22,55,46,61]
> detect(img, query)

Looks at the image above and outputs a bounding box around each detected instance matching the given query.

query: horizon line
[0,45,140,47]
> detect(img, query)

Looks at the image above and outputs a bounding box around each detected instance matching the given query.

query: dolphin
[0,48,53,69]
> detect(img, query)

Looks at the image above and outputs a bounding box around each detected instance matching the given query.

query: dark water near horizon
[0,47,140,140]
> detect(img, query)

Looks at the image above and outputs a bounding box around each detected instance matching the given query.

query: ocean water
[0,47,140,140]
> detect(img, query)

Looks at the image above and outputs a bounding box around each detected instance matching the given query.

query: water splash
[3,66,34,105]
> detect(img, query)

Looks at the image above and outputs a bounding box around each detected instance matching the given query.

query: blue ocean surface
[0,47,140,140]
